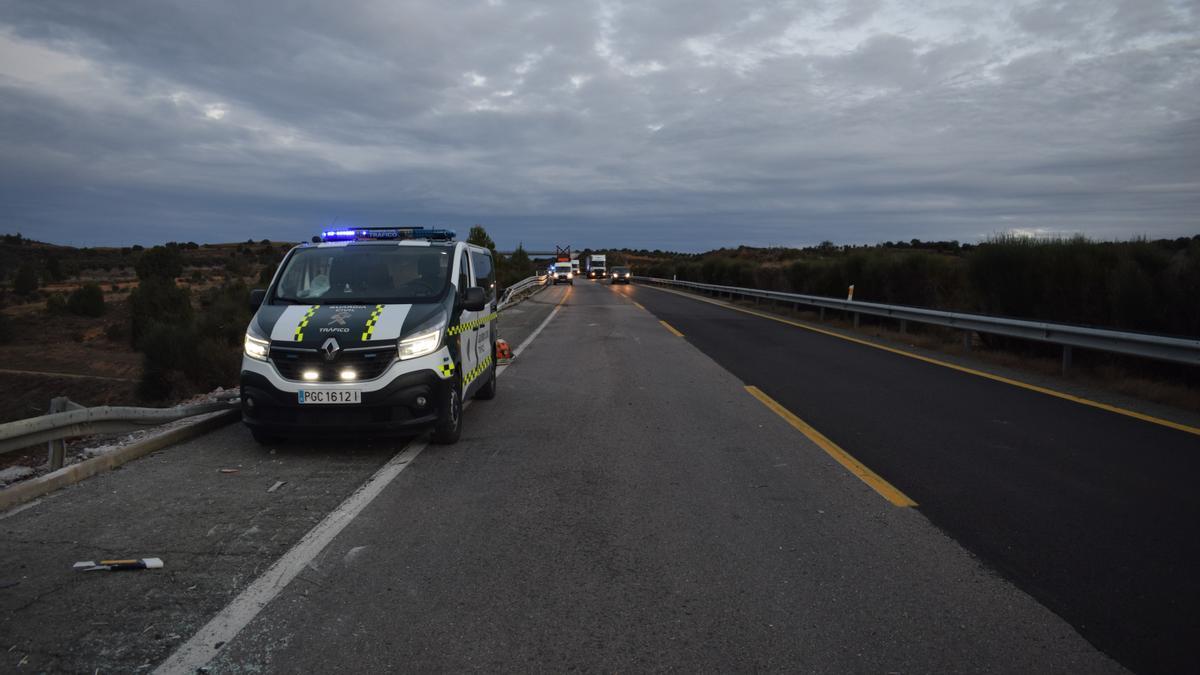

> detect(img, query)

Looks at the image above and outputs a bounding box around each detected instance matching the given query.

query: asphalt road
[0,281,1131,672]
[204,281,1117,673]
[623,281,1199,675]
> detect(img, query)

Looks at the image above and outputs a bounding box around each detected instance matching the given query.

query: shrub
[183,337,241,391]
[105,322,126,342]
[135,246,184,281]
[67,283,106,317]
[137,322,198,400]
[225,257,249,277]
[45,293,68,314]
[129,278,192,348]
[197,281,252,347]
[13,263,38,295]
[0,313,12,344]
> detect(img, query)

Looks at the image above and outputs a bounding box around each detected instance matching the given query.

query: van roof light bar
[318,227,457,243]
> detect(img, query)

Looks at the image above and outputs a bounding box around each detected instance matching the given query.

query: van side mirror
[249,288,266,311]
[462,286,487,312]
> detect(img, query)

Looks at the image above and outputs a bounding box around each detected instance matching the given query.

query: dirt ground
[0,291,142,425]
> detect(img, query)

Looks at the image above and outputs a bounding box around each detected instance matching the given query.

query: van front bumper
[240,370,447,436]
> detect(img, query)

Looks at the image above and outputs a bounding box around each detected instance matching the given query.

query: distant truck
[571,260,580,277]
[586,254,607,279]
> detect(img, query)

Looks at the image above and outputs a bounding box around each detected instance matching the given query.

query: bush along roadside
[131,246,250,401]
[638,235,1200,338]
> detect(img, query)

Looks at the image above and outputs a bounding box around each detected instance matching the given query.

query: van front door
[455,250,480,394]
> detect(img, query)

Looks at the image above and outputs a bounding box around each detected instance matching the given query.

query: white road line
[156,294,566,673]
[154,440,427,674]
[511,298,565,361]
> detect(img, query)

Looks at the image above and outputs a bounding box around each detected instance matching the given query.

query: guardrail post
[853,313,860,328]
[819,307,825,321]
[963,331,972,353]
[1062,345,1073,375]
[900,319,908,335]
[46,397,70,470]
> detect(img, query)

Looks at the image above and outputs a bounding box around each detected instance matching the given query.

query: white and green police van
[241,227,497,444]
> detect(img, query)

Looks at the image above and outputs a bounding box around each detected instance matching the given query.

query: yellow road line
[632,301,646,311]
[745,386,917,507]
[645,285,1200,438]
[659,320,684,337]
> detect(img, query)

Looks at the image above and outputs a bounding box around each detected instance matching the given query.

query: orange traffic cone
[495,339,513,364]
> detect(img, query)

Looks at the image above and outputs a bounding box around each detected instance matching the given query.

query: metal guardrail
[635,277,1200,369]
[498,274,549,310]
[1,394,240,468]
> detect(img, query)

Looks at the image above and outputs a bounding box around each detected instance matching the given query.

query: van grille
[270,346,397,382]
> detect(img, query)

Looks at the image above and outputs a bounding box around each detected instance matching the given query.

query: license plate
[297,390,361,404]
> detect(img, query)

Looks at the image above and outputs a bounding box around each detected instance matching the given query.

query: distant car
[609,266,631,284]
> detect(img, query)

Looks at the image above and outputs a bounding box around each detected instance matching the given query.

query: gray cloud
[0,0,1197,251]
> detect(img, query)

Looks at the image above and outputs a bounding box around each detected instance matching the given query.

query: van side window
[470,250,495,298]
[458,252,471,295]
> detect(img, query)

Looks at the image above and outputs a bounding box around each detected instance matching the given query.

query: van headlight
[398,310,446,360]
[244,333,270,361]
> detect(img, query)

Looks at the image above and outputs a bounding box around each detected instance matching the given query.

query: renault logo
[321,337,341,361]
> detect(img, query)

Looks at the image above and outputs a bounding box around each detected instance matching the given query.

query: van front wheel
[430,376,463,444]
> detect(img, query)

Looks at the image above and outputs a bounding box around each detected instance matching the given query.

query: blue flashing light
[318,227,457,243]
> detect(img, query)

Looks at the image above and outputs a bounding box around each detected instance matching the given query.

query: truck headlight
[244,333,270,361]
[398,310,446,360]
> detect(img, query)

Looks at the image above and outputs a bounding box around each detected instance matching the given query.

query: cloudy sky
[1,0,1197,251]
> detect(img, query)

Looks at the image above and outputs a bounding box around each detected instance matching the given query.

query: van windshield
[273,245,451,304]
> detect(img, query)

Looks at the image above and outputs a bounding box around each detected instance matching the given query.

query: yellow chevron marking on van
[294,305,320,342]
[361,304,385,341]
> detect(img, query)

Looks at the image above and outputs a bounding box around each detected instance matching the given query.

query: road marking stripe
[645,285,1200,438]
[632,301,646,310]
[158,287,569,673]
[505,286,568,369]
[659,320,684,337]
[155,441,428,674]
[745,386,917,507]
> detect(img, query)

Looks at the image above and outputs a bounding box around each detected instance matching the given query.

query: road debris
[218,468,239,474]
[267,480,286,493]
[72,557,164,572]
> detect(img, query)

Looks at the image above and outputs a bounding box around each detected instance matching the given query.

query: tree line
[635,234,1200,337]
